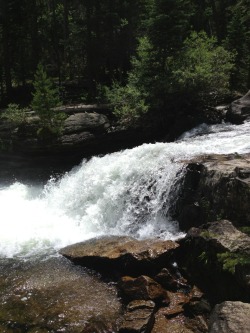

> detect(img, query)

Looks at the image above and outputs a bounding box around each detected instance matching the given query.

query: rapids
[0,121,250,258]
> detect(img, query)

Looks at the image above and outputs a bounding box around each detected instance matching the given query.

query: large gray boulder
[227,90,250,123]
[175,153,250,230]
[209,301,250,333]
[63,112,110,134]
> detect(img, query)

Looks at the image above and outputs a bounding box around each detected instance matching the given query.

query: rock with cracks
[209,301,250,333]
[60,236,179,277]
[175,153,250,231]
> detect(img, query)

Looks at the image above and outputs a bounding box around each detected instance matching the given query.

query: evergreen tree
[225,0,250,90]
[31,64,64,135]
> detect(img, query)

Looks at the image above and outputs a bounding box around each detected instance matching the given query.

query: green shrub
[239,226,250,236]
[106,82,148,125]
[1,103,28,125]
[217,252,250,274]
[171,31,235,101]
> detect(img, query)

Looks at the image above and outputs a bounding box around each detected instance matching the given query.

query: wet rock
[154,267,190,292]
[154,268,179,291]
[164,291,190,318]
[227,90,250,123]
[119,275,170,305]
[185,315,209,333]
[60,236,179,276]
[175,153,250,230]
[178,220,250,302]
[209,301,250,333]
[189,286,204,301]
[151,311,193,333]
[119,300,155,333]
[126,300,156,312]
[183,286,210,317]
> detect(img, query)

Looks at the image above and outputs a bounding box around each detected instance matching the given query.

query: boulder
[227,90,250,123]
[209,301,250,333]
[118,275,170,305]
[60,236,179,276]
[178,220,250,302]
[175,153,250,230]
[119,300,155,333]
[63,112,110,134]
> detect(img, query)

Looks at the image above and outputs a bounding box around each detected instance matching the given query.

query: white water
[0,121,250,258]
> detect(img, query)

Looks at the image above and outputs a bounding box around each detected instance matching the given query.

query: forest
[0,0,249,124]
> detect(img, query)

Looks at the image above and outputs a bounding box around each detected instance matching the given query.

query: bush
[106,82,148,125]
[171,31,235,99]
[1,103,28,125]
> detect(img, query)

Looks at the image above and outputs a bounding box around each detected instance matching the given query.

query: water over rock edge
[58,153,250,333]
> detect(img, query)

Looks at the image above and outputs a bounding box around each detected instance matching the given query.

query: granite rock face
[209,301,250,333]
[63,112,110,134]
[175,153,250,230]
[227,90,250,123]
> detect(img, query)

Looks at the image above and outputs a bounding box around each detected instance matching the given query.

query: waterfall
[0,121,250,258]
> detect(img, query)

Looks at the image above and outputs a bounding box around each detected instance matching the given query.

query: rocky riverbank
[58,153,250,333]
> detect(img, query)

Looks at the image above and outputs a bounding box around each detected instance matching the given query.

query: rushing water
[0,121,250,332]
[0,121,250,259]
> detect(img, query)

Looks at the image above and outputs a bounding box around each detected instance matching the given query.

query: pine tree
[31,64,65,138]
[31,64,62,128]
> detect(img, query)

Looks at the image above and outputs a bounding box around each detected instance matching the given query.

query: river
[0,121,250,332]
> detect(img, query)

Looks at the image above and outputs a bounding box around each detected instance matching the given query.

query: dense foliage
[0,0,249,122]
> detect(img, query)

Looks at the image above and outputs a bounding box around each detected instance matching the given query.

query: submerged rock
[60,236,179,276]
[209,301,250,333]
[0,257,121,333]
